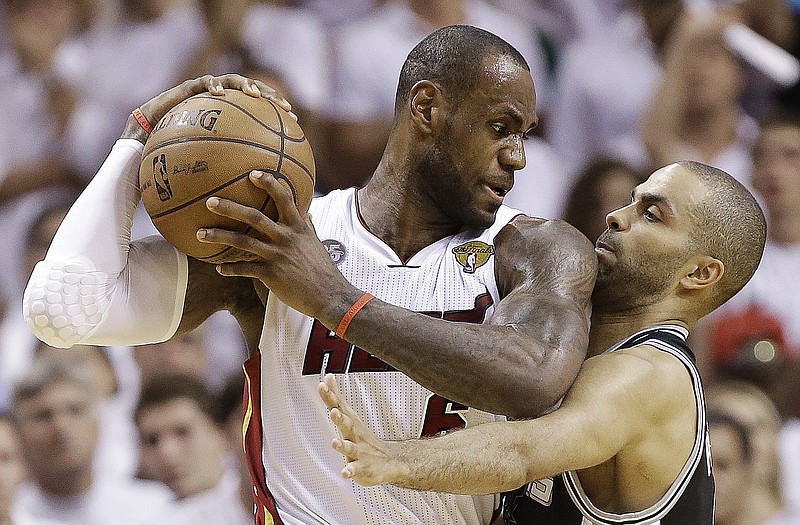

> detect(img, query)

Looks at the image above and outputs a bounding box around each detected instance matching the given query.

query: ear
[408,80,442,134]
[680,256,724,291]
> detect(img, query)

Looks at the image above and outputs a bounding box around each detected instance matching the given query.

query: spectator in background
[324,0,551,190]
[35,344,141,481]
[0,0,83,200]
[0,413,42,525]
[692,110,800,379]
[548,0,796,180]
[561,157,645,243]
[640,11,757,192]
[135,373,251,525]
[10,358,171,525]
[707,380,800,525]
[1,194,77,412]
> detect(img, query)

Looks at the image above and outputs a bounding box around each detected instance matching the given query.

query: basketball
[139,89,315,264]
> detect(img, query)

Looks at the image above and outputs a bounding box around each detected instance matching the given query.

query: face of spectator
[14,381,98,486]
[683,37,744,113]
[709,423,752,523]
[751,123,800,221]
[0,420,26,517]
[137,398,225,499]
[5,0,78,71]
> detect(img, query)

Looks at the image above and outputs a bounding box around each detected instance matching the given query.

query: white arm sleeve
[22,139,189,348]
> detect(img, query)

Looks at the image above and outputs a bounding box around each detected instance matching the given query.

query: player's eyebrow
[632,189,676,215]
[500,105,538,133]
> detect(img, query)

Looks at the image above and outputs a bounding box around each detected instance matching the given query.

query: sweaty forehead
[473,55,536,117]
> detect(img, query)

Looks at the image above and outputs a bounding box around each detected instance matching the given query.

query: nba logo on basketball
[452,241,494,273]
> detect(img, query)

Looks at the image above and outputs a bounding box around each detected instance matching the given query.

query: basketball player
[317,161,768,525]
[23,26,598,524]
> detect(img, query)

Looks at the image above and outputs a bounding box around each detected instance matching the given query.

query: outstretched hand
[317,374,407,486]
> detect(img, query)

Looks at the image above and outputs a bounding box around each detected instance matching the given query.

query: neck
[0,512,10,525]
[358,163,461,261]
[39,469,93,498]
[588,307,689,356]
[681,106,738,161]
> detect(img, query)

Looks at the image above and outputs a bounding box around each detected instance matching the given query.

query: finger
[318,380,340,410]
[252,79,293,113]
[330,408,357,440]
[196,228,275,263]
[248,172,304,226]
[332,438,359,459]
[214,73,261,97]
[205,196,279,238]
[215,261,274,280]
[323,375,352,417]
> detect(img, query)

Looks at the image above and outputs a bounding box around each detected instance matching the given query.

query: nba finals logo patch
[322,240,347,264]
[452,241,494,274]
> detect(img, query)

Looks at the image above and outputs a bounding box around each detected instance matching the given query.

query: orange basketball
[139,89,315,264]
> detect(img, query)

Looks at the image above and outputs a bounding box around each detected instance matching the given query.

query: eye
[643,205,661,222]
[491,123,510,136]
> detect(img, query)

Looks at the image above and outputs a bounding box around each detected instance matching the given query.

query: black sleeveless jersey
[502,325,715,525]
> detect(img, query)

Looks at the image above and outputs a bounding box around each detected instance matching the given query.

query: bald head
[680,161,766,309]
[394,25,530,115]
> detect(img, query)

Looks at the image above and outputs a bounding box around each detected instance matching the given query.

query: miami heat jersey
[243,188,522,525]
[502,325,715,525]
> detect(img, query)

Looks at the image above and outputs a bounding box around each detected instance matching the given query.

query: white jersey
[243,188,523,525]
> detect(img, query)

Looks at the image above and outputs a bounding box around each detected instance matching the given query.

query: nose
[605,205,629,231]
[499,135,526,171]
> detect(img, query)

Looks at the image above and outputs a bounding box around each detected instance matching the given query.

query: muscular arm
[206,179,596,418]
[339,218,595,418]
[321,346,693,496]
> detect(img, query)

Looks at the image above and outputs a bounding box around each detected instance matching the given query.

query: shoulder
[494,217,598,295]
[596,345,695,416]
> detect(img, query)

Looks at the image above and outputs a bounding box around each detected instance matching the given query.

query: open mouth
[595,240,614,253]
[488,185,508,197]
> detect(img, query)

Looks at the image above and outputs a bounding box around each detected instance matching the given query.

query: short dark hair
[563,157,646,240]
[679,161,766,310]
[394,25,529,114]
[135,373,217,425]
[12,358,95,417]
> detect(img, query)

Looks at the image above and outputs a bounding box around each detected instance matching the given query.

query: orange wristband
[132,107,154,134]
[335,293,375,339]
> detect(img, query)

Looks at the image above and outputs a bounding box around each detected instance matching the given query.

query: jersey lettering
[526,478,555,506]
[419,393,469,437]
[302,292,494,375]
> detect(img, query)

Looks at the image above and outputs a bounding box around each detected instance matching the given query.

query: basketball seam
[186,95,307,143]
[143,136,314,184]
[149,171,297,220]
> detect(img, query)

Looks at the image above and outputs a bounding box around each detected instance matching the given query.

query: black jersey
[502,325,715,525]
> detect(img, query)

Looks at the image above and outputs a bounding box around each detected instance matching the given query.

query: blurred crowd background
[0,0,798,524]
